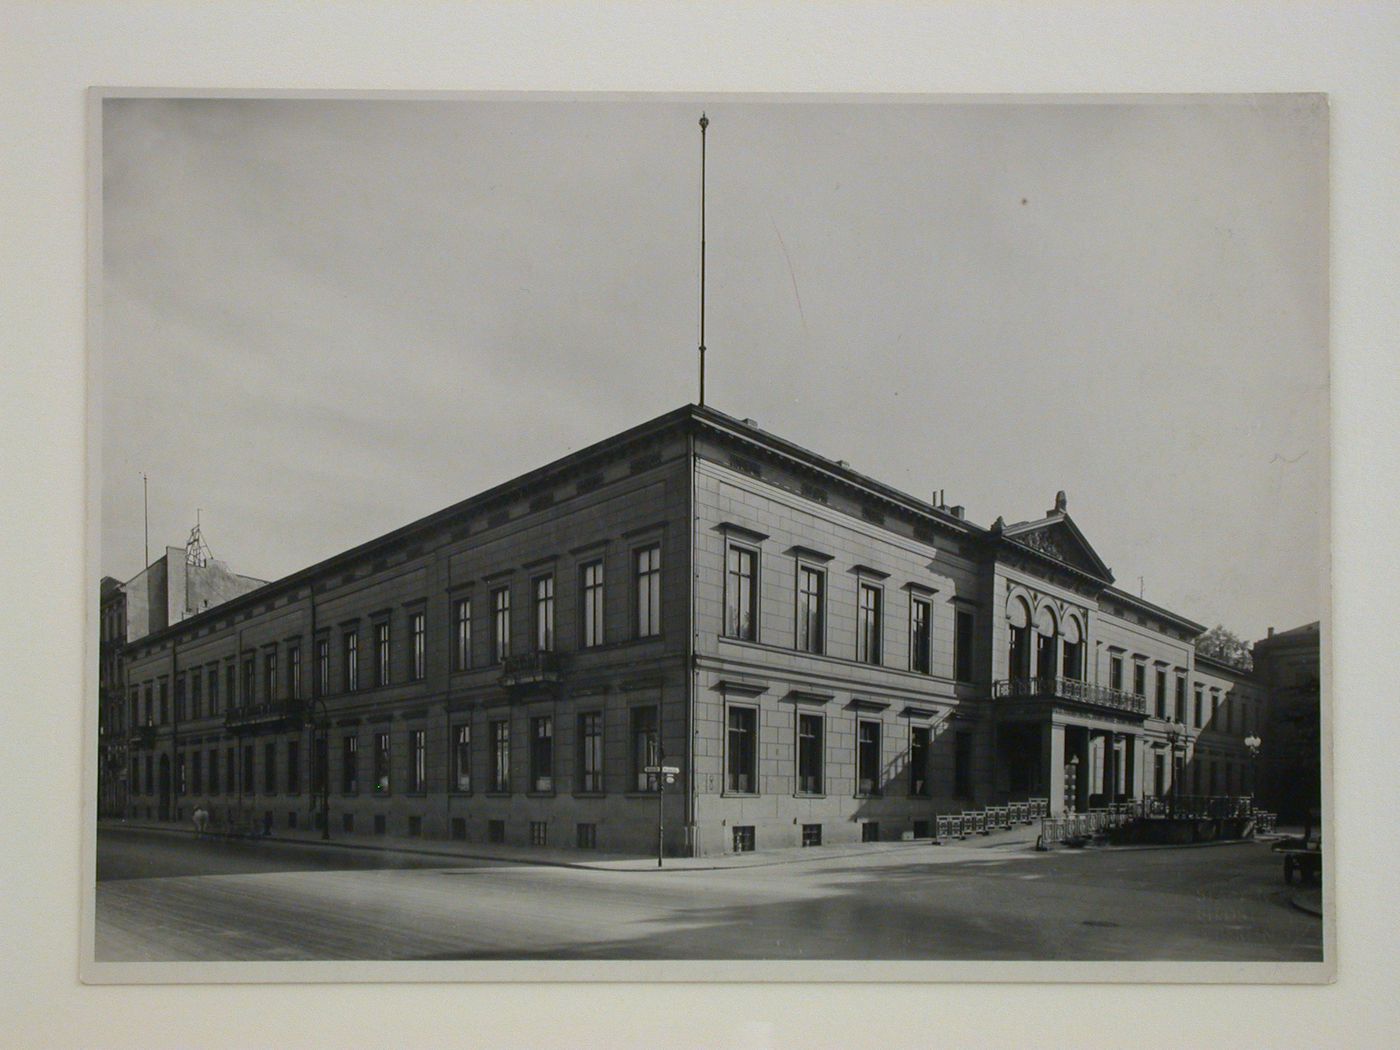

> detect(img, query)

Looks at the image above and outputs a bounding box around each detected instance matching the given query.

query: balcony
[499,650,564,689]
[993,676,1147,716]
[224,700,307,733]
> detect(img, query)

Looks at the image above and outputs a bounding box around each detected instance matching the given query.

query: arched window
[1007,596,1031,679]
[1034,605,1059,683]
[1061,614,1084,681]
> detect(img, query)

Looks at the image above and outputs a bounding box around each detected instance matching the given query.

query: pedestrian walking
[192,804,209,837]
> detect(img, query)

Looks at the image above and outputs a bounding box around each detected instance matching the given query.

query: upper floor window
[288,643,301,700]
[410,612,426,681]
[491,587,511,663]
[263,649,278,703]
[533,575,555,652]
[1155,668,1167,718]
[635,545,661,638]
[909,596,932,674]
[724,544,758,641]
[1175,675,1187,722]
[241,658,255,708]
[1132,660,1146,698]
[796,565,825,655]
[857,583,882,665]
[207,666,220,716]
[158,678,169,723]
[174,674,187,721]
[1109,653,1124,692]
[316,639,329,696]
[374,621,391,687]
[490,720,510,793]
[1194,686,1204,728]
[453,724,472,792]
[955,608,975,682]
[344,632,359,692]
[453,597,472,671]
[580,561,604,648]
[373,731,390,794]
[190,670,202,719]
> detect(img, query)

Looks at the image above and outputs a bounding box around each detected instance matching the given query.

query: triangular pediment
[998,512,1114,584]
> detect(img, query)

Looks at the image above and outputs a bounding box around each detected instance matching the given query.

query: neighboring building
[113,405,1280,854]
[1254,621,1322,826]
[97,529,265,817]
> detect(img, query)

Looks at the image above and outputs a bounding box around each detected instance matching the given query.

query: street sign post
[643,764,682,867]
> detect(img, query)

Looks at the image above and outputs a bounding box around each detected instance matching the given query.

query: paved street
[96,826,1322,962]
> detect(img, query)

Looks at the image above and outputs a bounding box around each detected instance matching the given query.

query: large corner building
[114,405,1269,856]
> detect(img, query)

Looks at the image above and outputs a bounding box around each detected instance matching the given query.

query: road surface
[95,827,1322,962]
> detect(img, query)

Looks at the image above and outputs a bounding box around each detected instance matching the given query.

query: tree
[1195,624,1253,671]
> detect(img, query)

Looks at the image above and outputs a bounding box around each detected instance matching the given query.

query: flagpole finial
[699,113,708,130]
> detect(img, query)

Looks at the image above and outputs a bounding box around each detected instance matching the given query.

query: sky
[99,95,1327,642]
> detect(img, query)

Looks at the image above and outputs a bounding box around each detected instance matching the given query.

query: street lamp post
[1164,722,1184,819]
[1244,734,1263,812]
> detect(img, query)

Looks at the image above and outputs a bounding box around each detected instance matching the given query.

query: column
[1043,721,1066,816]
[1124,733,1137,799]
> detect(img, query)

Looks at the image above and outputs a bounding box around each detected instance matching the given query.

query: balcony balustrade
[499,650,564,688]
[993,675,1147,716]
[224,699,307,732]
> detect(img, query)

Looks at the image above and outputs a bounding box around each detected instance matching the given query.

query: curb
[100,821,959,874]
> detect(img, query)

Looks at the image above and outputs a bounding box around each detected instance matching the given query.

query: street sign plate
[643,765,662,774]
[660,765,680,774]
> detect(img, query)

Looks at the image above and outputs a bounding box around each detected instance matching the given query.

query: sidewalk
[100,816,1041,873]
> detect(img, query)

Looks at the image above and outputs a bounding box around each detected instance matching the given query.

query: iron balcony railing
[993,675,1147,715]
[224,700,307,732]
[499,650,564,688]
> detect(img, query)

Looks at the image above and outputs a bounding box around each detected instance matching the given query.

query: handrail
[993,676,1147,715]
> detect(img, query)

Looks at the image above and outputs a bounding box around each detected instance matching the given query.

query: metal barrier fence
[1035,795,1261,846]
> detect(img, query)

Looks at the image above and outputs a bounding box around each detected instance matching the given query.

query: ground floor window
[530,716,553,792]
[631,705,659,792]
[488,819,506,843]
[732,825,755,853]
[207,748,218,794]
[242,746,254,794]
[373,813,386,836]
[862,822,880,843]
[451,817,467,841]
[801,823,822,847]
[287,810,297,829]
[727,706,757,793]
[453,724,471,792]
[191,750,202,795]
[910,725,930,797]
[953,730,973,798]
[408,815,422,837]
[263,742,276,794]
[374,732,391,795]
[342,735,359,793]
[530,820,547,846]
[797,713,823,795]
[491,720,510,793]
[408,729,425,793]
[342,813,354,833]
[857,720,882,796]
[577,823,597,849]
[578,711,604,792]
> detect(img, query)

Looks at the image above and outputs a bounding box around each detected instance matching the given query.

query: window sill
[404,791,427,798]
[794,792,826,800]
[573,791,607,799]
[722,791,759,799]
[485,791,512,798]
[449,789,473,797]
[527,790,556,798]
[623,791,661,799]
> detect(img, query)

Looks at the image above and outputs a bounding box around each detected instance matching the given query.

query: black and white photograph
[86,92,1330,979]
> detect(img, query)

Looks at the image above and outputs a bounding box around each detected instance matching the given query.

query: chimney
[950,505,965,519]
[741,418,759,429]
[1267,626,1275,637]
[836,459,851,469]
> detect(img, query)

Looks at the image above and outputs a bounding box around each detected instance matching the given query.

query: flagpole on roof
[698,112,708,407]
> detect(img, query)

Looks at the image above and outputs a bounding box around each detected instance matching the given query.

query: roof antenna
[698,112,709,407]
